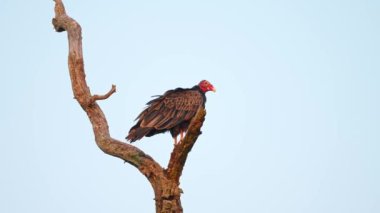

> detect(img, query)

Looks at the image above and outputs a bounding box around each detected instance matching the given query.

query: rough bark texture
[52,1,206,212]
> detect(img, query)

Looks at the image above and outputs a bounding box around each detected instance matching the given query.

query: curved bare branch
[52,0,165,181]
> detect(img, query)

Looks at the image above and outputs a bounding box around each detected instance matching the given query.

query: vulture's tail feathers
[126,127,152,143]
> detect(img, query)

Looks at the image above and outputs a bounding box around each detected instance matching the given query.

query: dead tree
[52,1,206,212]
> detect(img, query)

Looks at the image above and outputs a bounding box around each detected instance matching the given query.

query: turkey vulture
[126,80,215,144]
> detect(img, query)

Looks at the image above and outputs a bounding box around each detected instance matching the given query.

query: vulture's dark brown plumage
[126,80,215,143]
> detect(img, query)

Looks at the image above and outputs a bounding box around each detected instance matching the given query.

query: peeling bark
[52,1,206,212]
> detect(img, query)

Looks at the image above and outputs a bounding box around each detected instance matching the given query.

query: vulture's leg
[174,136,178,145]
[180,130,184,143]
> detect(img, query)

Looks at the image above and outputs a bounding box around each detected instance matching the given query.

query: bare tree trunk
[52,1,206,212]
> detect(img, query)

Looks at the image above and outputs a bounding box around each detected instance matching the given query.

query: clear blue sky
[1,0,379,212]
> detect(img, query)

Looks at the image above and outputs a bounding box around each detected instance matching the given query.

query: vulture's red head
[199,80,216,93]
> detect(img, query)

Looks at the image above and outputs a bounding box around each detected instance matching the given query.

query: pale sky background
[1,0,379,212]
